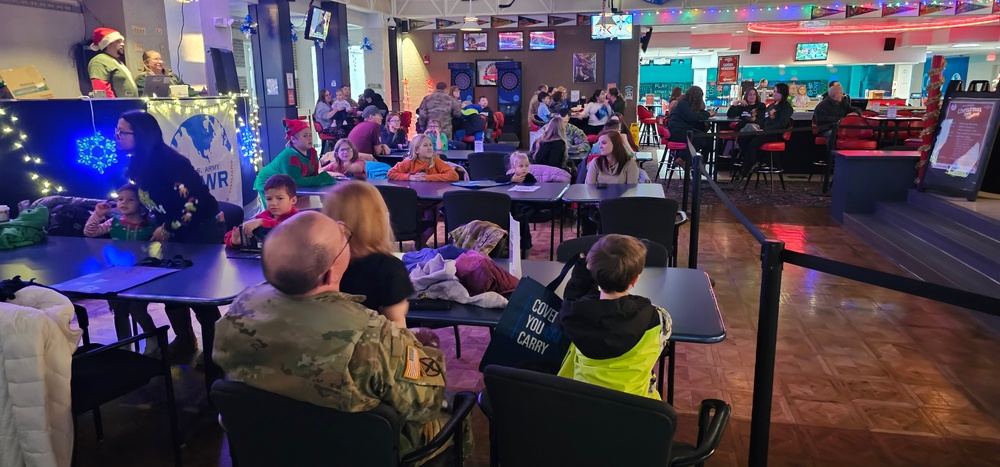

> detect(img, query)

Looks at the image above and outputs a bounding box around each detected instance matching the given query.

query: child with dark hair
[225,174,300,248]
[83,183,159,352]
[556,234,672,399]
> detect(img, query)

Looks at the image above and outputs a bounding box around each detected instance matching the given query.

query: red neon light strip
[747,14,999,34]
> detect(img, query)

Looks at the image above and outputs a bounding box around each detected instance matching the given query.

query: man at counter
[813,84,862,154]
[88,28,137,98]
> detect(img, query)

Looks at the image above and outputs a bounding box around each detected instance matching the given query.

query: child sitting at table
[225,174,300,248]
[387,134,459,182]
[83,183,159,352]
[320,138,368,180]
[494,151,537,184]
[424,119,449,155]
[555,234,673,399]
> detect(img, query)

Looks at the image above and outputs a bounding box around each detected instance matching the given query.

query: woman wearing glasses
[381,111,408,149]
[116,110,225,359]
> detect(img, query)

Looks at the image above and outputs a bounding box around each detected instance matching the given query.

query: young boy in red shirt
[225,174,300,248]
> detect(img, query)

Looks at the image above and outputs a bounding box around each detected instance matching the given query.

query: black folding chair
[482,365,731,467]
[213,380,475,467]
[599,197,687,267]
[555,234,669,267]
[376,185,438,250]
[467,152,509,181]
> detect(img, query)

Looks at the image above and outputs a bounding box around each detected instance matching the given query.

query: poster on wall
[717,55,740,85]
[573,53,597,83]
[434,33,458,51]
[477,60,506,86]
[464,33,488,51]
[148,103,244,206]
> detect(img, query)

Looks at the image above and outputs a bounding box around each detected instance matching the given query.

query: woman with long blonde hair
[530,116,573,176]
[323,181,410,327]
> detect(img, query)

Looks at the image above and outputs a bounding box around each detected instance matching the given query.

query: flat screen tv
[529,31,555,50]
[498,31,524,51]
[794,42,829,61]
[306,7,332,41]
[591,14,633,40]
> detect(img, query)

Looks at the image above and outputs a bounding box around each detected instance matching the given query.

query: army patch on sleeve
[403,345,421,380]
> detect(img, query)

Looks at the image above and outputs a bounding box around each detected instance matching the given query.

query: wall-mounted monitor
[305,7,332,42]
[591,14,633,40]
[794,42,829,61]
[529,31,555,50]
[498,31,524,51]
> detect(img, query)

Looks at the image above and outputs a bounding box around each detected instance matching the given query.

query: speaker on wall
[448,62,475,103]
[495,61,522,140]
[884,38,896,51]
[750,41,761,55]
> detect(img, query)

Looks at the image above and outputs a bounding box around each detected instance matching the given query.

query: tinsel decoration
[241,15,257,39]
[361,37,373,51]
[290,23,298,42]
[916,55,945,183]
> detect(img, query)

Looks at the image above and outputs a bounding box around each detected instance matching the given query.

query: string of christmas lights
[0,106,64,195]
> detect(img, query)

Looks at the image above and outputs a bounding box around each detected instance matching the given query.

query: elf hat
[90,28,124,52]
[282,118,309,139]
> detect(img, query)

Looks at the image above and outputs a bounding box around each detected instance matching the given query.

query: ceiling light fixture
[460,0,481,31]
[951,43,981,48]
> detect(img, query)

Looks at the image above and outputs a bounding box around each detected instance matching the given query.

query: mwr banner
[718,55,740,85]
[147,102,244,207]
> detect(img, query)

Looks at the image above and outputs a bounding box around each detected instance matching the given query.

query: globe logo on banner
[169,114,240,204]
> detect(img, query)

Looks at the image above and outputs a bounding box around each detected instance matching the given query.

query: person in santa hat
[253,118,336,203]
[88,27,137,98]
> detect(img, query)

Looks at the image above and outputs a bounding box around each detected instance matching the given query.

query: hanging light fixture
[460,0,482,31]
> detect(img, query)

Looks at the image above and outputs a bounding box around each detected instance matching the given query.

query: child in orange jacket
[387,134,459,182]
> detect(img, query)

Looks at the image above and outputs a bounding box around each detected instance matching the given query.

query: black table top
[0,237,265,305]
[362,180,568,202]
[481,183,568,202]
[560,184,665,203]
[408,260,725,344]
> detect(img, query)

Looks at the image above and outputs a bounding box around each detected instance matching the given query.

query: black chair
[442,190,511,236]
[440,190,512,359]
[218,201,245,231]
[72,305,181,466]
[466,152,509,181]
[483,143,517,153]
[212,380,475,467]
[376,185,437,250]
[599,197,688,267]
[482,365,730,467]
[556,234,669,267]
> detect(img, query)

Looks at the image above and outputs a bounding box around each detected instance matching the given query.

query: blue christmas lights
[76,132,118,174]
[238,127,258,162]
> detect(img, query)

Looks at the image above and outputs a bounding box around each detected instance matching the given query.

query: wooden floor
[71,203,1000,466]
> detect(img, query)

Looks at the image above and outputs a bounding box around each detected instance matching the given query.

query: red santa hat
[282,118,309,140]
[89,27,124,52]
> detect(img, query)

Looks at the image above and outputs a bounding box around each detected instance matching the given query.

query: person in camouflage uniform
[417,82,463,139]
[214,211,464,458]
[561,117,592,155]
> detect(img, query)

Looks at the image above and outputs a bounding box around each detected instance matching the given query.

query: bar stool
[744,130,790,191]
[655,129,689,182]
[714,122,739,179]
[809,124,828,182]
[637,105,660,147]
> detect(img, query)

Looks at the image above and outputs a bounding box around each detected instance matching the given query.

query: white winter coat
[0,286,81,467]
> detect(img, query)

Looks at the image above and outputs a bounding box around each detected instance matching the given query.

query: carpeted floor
[641,158,832,208]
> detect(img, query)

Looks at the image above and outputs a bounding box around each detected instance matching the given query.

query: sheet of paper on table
[508,185,541,192]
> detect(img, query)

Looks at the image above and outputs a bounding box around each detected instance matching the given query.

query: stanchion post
[689,145,701,269]
[748,239,785,467]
